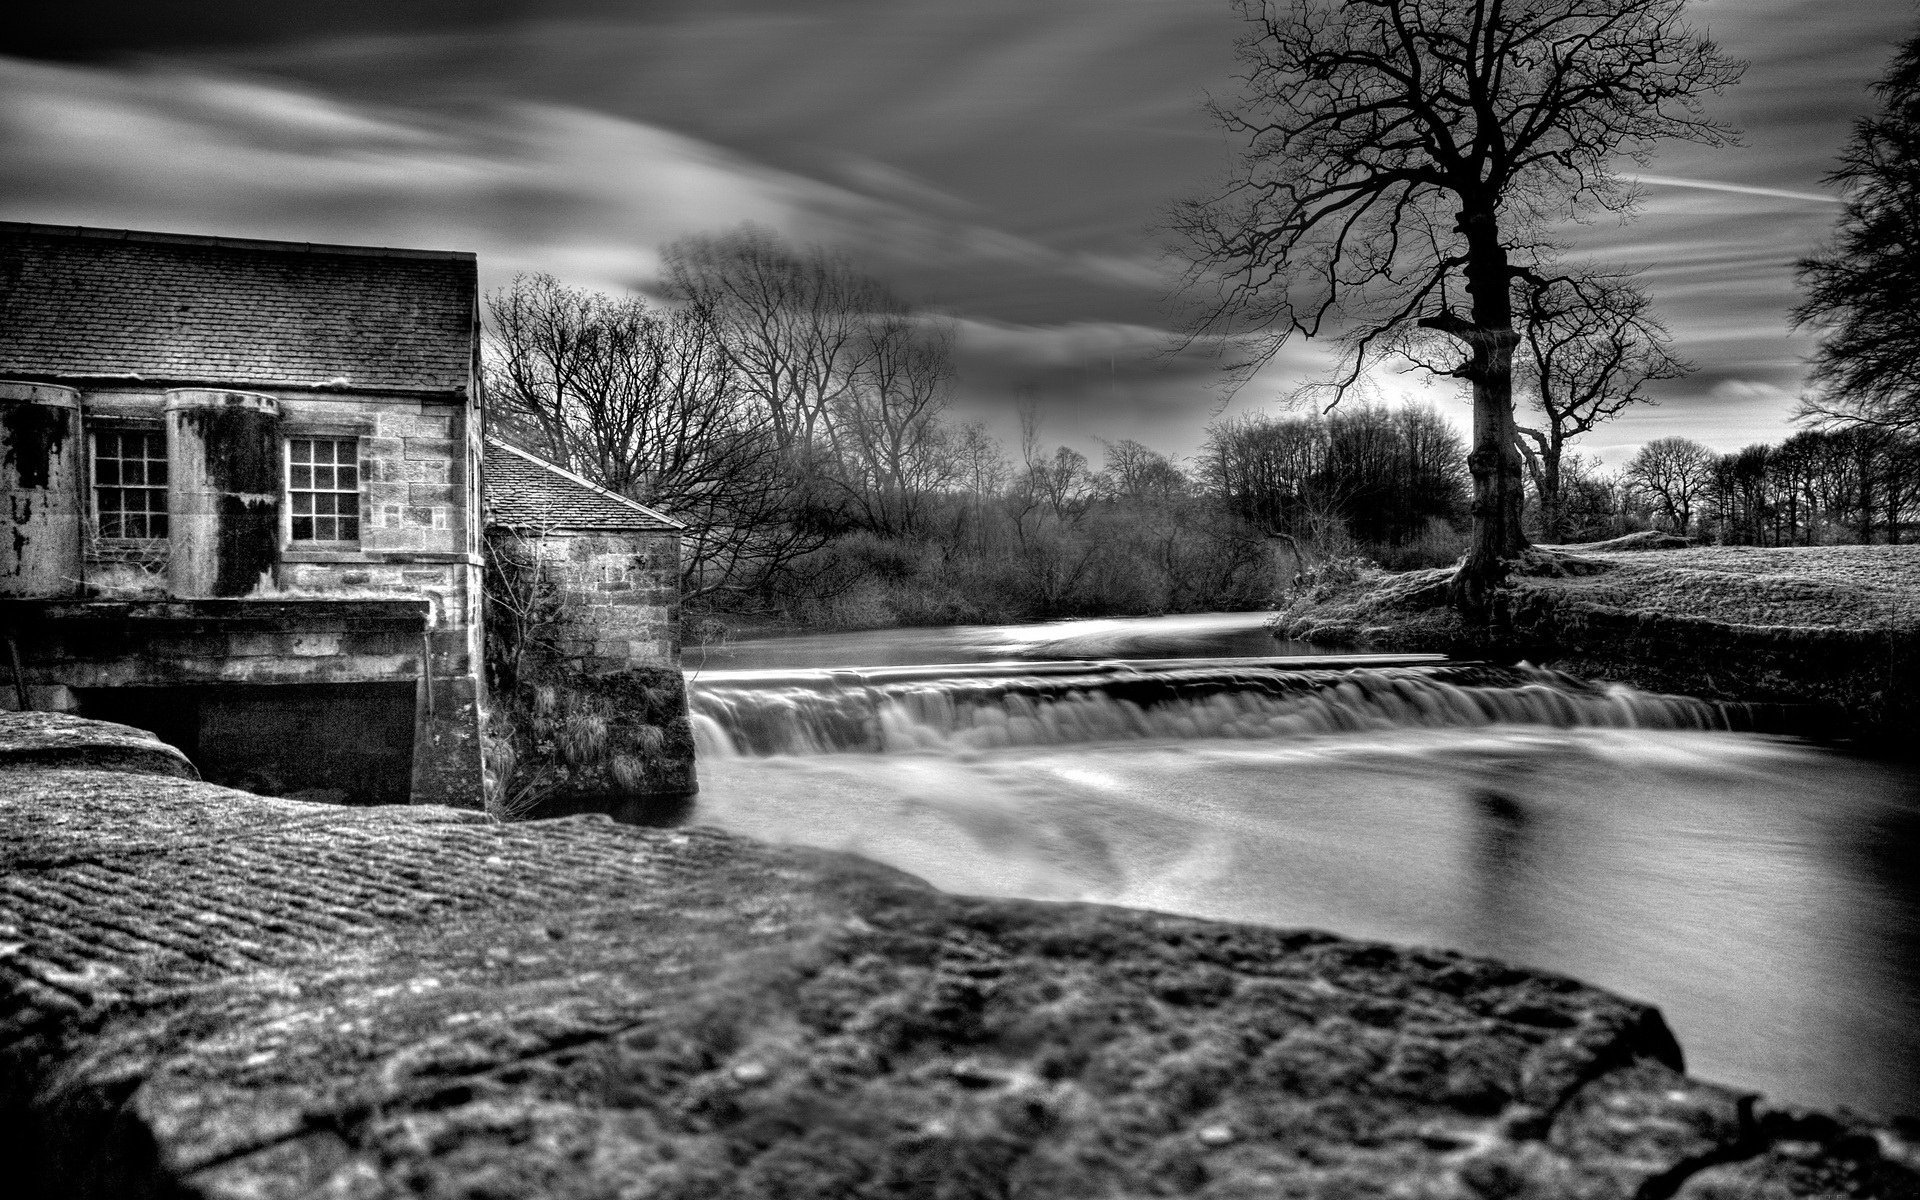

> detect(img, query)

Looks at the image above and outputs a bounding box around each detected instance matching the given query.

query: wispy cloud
[1633,174,1842,205]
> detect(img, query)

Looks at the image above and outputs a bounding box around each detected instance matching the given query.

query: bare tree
[952,421,1010,499]
[1174,0,1738,614]
[1094,439,1191,504]
[661,226,897,451]
[1625,436,1714,535]
[485,273,809,603]
[828,314,962,536]
[1515,275,1687,541]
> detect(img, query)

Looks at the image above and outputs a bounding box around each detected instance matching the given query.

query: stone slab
[2,714,1916,1199]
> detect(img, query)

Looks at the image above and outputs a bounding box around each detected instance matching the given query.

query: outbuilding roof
[482,438,684,532]
[0,222,477,395]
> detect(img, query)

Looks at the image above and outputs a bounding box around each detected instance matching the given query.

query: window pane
[287,436,360,543]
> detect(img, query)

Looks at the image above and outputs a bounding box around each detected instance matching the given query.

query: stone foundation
[0,598,483,806]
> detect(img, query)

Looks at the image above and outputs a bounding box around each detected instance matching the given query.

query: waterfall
[688,660,1726,758]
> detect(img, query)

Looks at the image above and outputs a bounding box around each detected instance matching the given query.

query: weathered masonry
[482,437,695,808]
[0,222,486,806]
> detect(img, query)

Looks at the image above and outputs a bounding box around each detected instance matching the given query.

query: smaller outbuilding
[481,437,695,812]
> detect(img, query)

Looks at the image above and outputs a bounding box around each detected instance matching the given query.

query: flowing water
[684,611,1920,1120]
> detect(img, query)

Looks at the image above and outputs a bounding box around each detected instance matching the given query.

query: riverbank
[1273,542,1920,733]
[5,712,1918,1198]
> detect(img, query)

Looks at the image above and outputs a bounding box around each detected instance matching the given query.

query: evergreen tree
[1796,29,1920,431]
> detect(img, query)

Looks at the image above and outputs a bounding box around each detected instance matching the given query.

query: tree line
[484,230,1475,627]
[1544,429,1920,547]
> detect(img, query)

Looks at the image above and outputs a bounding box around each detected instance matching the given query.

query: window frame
[284,435,364,548]
[87,425,171,546]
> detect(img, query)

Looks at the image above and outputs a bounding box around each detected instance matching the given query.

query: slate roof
[483,438,683,532]
[0,222,477,394]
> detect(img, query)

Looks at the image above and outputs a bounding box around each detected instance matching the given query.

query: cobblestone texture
[3,714,1916,1199]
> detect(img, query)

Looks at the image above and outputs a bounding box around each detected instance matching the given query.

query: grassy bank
[1275,541,1920,731]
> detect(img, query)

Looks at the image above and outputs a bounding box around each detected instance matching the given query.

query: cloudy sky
[3,0,1912,467]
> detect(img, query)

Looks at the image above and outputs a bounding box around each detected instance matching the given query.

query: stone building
[481,437,695,805]
[0,222,486,805]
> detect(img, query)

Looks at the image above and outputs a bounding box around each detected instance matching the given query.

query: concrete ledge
[2,714,1915,1199]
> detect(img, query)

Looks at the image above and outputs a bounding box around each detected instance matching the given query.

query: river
[681,611,1920,1120]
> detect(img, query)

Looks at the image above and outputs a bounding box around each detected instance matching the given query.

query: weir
[688,655,1730,757]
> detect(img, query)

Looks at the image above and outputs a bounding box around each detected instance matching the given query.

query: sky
[3,0,1913,470]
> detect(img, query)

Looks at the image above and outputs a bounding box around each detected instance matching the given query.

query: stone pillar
[0,382,83,598]
[166,390,282,598]
[410,618,487,810]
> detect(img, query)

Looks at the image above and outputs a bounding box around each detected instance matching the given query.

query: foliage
[1173,0,1739,609]
[1796,27,1920,431]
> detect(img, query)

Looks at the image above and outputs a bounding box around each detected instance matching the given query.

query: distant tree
[1704,444,1772,545]
[1174,0,1738,614]
[1514,276,1686,541]
[828,313,961,536]
[951,421,1011,499]
[1795,28,1920,432]
[661,226,897,450]
[1200,406,1465,553]
[1094,439,1190,504]
[1624,436,1714,535]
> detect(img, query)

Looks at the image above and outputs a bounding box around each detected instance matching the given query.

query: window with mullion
[91,429,169,540]
[287,437,361,543]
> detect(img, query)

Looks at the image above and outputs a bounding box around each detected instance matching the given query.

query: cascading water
[689,660,1726,758]
[682,616,1920,1123]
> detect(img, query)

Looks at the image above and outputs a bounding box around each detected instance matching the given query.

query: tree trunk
[1540,445,1564,543]
[1444,208,1529,620]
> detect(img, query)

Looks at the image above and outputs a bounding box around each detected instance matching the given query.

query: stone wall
[0,383,488,807]
[483,526,693,808]
[502,528,682,672]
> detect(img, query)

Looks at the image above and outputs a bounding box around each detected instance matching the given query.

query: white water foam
[689,663,1724,758]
